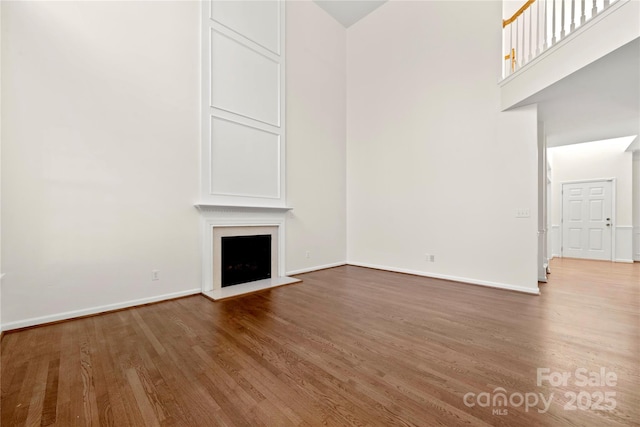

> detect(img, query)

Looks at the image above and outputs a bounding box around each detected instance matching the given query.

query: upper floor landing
[500,0,639,110]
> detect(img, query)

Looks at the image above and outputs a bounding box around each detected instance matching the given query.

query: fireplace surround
[213,226,277,288]
[195,204,300,300]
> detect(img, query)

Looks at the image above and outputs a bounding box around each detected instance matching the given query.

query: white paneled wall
[210,118,280,199]
[202,1,286,208]
[551,225,635,262]
[615,226,634,263]
[210,33,280,125]
[551,225,562,257]
[211,1,280,54]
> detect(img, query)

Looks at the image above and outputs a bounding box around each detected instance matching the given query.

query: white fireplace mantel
[195,203,299,300]
[195,204,293,214]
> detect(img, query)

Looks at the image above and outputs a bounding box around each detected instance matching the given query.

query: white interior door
[562,180,613,260]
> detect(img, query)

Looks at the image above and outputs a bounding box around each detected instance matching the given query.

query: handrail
[503,0,537,27]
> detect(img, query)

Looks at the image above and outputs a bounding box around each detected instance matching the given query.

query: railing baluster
[604,0,610,7]
[515,17,519,70]
[510,24,513,74]
[536,0,541,55]
[560,0,566,38]
[528,9,532,62]
[570,0,576,31]
[580,0,586,24]
[592,0,597,17]
[543,0,548,50]
[552,0,557,44]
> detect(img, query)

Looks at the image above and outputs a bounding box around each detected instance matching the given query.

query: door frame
[560,178,616,261]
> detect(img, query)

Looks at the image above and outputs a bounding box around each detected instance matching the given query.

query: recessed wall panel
[210,117,280,199]
[210,31,280,126]
[210,1,280,54]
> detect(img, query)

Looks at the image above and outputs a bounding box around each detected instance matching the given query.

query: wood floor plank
[125,368,161,427]
[1,258,639,426]
[24,358,48,427]
[41,358,61,426]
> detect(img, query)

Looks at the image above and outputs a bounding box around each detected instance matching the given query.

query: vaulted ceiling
[313,0,387,27]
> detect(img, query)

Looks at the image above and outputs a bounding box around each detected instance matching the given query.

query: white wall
[285,0,347,274]
[1,1,202,329]
[548,138,635,261]
[0,0,3,332]
[347,1,539,294]
[633,153,640,260]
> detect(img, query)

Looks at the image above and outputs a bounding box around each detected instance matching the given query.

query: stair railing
[502,0,620,78]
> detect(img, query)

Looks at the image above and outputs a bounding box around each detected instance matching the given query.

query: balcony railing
[502,0,620,78]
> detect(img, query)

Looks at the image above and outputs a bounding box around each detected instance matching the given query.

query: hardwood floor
[2,259,638,426]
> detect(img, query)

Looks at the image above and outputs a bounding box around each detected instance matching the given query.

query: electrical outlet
[516,208,531,218]
[151,270,160,281]
[305,251,311,259]
[425,253,435,262]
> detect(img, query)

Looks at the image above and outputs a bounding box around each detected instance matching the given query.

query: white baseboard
[1,288,201,332]
[614,259,635,264]
[347,261,540,295]
[286,261,347,276]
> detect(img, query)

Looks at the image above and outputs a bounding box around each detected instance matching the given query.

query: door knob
[606,224,611,227]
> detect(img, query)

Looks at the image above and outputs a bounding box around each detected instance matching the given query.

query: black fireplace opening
[221,234,272,287]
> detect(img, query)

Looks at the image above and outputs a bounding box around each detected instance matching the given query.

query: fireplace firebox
[221,234,272,287]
